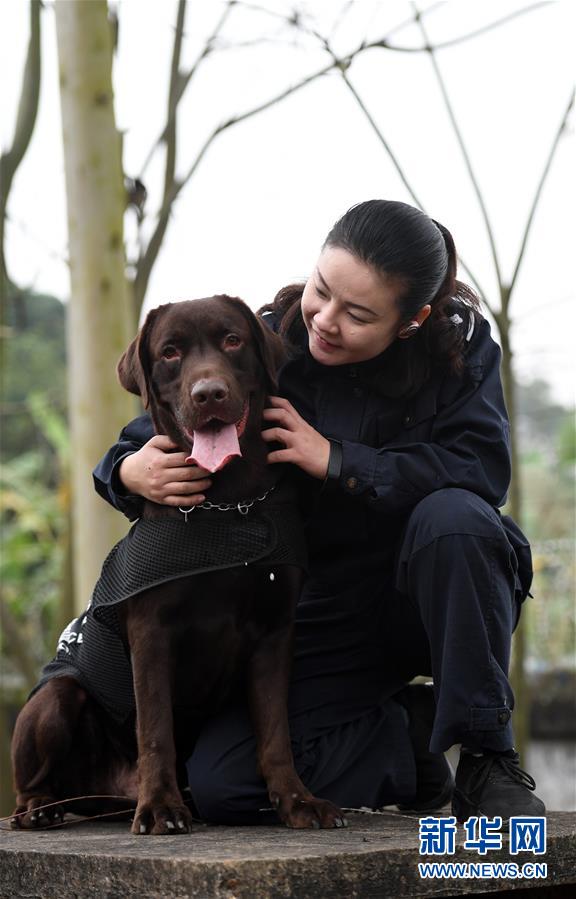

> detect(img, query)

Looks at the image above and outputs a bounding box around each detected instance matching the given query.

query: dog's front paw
[11,797,65,829]
[131,801,193,835]
[271,791,348,830]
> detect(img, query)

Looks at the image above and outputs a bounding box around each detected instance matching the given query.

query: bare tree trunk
[55,0,135,612]
[497,297,528,754]
[0,0,41,320]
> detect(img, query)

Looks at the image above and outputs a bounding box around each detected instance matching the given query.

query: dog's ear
[220,296,286,393]
[251,316,287,393]
[117,306,164,408]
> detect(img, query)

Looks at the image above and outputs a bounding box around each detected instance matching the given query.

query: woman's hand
[118,435,212,506]
[262,396,330,480]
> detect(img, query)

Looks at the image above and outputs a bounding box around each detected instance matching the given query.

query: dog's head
[117,296,286,472]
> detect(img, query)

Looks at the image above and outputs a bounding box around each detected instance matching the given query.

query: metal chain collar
[178,486,275,522]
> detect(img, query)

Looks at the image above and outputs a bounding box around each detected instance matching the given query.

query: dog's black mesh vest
[33,485,306,722]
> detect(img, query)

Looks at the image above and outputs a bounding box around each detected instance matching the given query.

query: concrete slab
[1,810,575,898]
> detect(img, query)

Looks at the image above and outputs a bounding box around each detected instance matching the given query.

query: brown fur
[11,296,344,833]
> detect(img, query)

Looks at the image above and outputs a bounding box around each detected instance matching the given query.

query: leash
[1,796,135,831]
[257,804,422,821]
[2,797,417,832]
[1,794,204,831]
[178,485,275,522]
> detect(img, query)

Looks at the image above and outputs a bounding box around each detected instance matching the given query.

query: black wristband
[322,439,343,488]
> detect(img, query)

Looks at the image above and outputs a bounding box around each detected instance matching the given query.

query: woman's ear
[417,304,432,326]
[398,304,431,338]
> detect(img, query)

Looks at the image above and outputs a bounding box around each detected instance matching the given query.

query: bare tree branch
[232,1,298,26]
[139,1,236,178]
[132,0,550,314]
[231,3,548,65]
[328,0,355,39]
[366,2,551,53]
[1,0,41,300]
[384,2,445,39]
[412,3,501,309]
[179,63,338,189]
[237,1,548,56]
[338,69,426,211]
[508,90,574,300]
[133,0,187,311]
[210,36,305,52]
[325,51,490,303]
[133,59,339,311]
[164,0,185,197]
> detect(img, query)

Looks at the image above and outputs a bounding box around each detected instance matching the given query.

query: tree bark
[55,0,135,612]
[497,295,529,755]
[0,0,41,320]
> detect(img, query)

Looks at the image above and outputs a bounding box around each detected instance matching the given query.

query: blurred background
[1,0,574,817]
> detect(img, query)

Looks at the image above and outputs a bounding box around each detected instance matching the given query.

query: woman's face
[301,246,405,366]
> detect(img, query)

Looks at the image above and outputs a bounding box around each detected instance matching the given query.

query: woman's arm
[263,323,511,512]
[93,414,212,519]
[339,330,510,511]
[261,397,331,480]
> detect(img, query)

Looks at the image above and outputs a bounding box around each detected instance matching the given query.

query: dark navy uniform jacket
[93,306,516,733]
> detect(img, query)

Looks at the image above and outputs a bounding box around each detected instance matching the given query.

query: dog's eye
[223,334,242,349]
[161,345,181,360]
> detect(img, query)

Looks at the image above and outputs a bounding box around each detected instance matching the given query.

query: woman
[94,200,544,823]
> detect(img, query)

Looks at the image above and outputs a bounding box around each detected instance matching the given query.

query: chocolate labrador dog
[11,296,345,834]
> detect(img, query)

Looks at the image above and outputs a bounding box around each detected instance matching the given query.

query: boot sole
[398,776,455,814]
[452,788,513,827]
[452,787,485,822]
[452,788,546,825]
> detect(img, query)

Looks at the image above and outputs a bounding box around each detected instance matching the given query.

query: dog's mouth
[184,402,249,473]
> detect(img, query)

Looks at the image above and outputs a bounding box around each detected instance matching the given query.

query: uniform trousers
[186,488,522,823]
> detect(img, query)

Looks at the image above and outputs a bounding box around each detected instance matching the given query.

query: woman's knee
[186,751,228,821]
[404,488,502,550]
[187,755,264,824]
[394,489,510,594]
[395,489,519,617]
[186,719,267,824]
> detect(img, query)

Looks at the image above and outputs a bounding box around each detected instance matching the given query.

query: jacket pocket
[500,514,533,604]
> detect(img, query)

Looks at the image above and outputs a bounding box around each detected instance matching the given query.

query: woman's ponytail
[424,220,481,374]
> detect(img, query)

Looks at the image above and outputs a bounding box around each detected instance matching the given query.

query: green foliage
[558,411,576,465]
[1,452,64,606]
[517,378,575,539]
[525,540,575,671]
[27,391,70,463]
[1,291,70,685]
[1,289,67,463]
[517,391,575,671]
[0,396,70,683]
[517,379,568,446]
[520,461,574,540]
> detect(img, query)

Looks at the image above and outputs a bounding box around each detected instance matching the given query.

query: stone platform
[0,810,574,898]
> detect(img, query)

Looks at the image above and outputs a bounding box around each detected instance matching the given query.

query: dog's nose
[191,378,230,407]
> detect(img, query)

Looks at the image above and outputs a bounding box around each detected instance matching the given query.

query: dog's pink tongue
[186,422,241,472]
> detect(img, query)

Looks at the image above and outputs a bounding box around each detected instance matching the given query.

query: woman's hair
[260,200,481,390]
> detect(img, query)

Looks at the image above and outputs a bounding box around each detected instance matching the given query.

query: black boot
[396,684,454,813]
[452,748,546,821]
